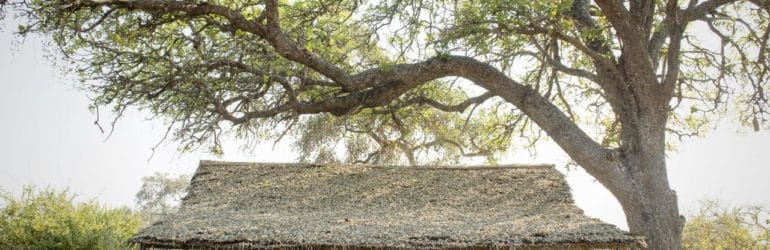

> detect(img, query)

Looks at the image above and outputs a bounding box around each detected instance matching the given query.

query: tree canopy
[3,0,765,164]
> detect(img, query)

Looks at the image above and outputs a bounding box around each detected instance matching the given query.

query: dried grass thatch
[129,161,645,249]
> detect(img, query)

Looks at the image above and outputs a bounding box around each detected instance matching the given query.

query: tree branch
[216,55,628,189]
[40,0,633,191]
[70,0,355,90]
[594,0,641,44]
[403,92,495,113]
[262,0,354,89]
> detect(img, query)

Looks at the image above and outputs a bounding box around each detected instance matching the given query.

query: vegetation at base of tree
[683,200,770,250]
[0,186,141,249]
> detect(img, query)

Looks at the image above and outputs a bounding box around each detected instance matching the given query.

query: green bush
[683,200,770,250]
[0,186,141,249]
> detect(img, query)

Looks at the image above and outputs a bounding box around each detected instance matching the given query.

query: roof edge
[130,236,646,249]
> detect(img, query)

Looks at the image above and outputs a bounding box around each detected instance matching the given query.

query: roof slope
[130,161,645,249]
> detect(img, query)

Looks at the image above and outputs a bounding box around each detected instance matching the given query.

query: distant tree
[683,200,770,249]
[135,172,190,225]
[0,186,141,249]
[2,0,769,248]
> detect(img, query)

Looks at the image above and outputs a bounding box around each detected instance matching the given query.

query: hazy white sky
[1,20,769,231]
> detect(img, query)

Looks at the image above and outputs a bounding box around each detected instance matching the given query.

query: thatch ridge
[198,160,555,169]
[130,161,645,249]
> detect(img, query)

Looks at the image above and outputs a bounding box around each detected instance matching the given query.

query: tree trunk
[610,116,684,249]
[611,154,683,249]
[621,182,683,249]
[604,159,684,249]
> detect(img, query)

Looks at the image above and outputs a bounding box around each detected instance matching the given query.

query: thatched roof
[129,161,645,249]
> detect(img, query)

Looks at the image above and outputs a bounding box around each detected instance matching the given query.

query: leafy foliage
[0,186,141,249]
[7,0,510,163]
[292,82,521,164]
[1,0,766,164]
[135,172,190,225]
[683,200,770,249]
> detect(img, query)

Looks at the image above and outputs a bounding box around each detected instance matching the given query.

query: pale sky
[1,19,769,231]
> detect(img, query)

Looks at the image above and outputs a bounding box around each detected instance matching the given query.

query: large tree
[2,0,769,248]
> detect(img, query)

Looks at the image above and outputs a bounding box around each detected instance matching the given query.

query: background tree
[135,172,190,225]
[0,186,141,249]
[683,200,770,249]
[1,0,768,248]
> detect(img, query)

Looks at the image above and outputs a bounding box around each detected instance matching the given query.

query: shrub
[0,186,141,249]
[683,200,770,249]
